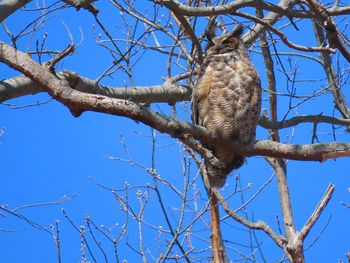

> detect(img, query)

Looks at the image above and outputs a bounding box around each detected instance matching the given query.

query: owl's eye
[221,38,230,45]
[222,37,237,46]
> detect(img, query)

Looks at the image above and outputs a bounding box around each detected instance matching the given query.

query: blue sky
[1,1,350,262]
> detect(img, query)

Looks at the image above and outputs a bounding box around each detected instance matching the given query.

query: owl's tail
[203,155,245,189]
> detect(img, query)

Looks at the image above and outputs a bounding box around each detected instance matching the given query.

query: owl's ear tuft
[231,24,244,37]
[205,29,215,46]
[222,24,244,44]
[205,23,216,50]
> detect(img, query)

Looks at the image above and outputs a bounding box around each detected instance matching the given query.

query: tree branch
[4,75,350,131]
[306,0,350,63]
[0,0,32,22]
[258,114,350,130]
[258,7,280,142]
[311,7,350,120]
[299,184,335,241]
[1,41,350,162]
[61,0,98,14]
[167,7,203,64]
[237,11,335,53]
[0,73,191,104]
[266,157,299,261]
[213,190,286,250]
[156,0,350,19]
[209,190,228,263]
[155,1,348,49]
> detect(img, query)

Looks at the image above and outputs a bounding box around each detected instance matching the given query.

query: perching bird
[191,25,261,188]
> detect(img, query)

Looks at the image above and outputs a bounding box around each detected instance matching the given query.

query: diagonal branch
[167,8,203,64]
[299,184,335,241]
[2,41,350,162]
[306,0,350,63]
[157,0,301,47]
[311,13,350,120]
[237,11,335,53]
[0,0,32,22]
[266,158,296,246]
[258,7,280,142]
[213,190,286,251]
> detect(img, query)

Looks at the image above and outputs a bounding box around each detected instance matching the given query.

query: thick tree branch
[259,114,350,129]
[327,6,350,16]
[1,41,350,162]
[61,0,98,14]
[0,0,31,22]
[4,76,350,130]
[0,75,44,102]
[209,190,228,263]
[156,0,350,19]
[247,140,350,161]
[0,73,191,104]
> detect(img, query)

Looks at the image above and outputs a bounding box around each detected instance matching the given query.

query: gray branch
[312,12,350,120]
[0,72,191,104]
[299,184,335,241]
[214,190,286,252]
[0,0,32,22]
[157,0,350,19]
[258,114,350,129]
[3,75,350,131]
[158,0,300,47]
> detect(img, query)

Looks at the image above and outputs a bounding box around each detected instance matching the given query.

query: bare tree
[1,0,350,262]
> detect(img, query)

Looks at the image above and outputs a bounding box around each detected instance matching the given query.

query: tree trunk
[210,190,228,263]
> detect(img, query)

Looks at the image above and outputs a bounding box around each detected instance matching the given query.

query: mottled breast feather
[191,26,261,188]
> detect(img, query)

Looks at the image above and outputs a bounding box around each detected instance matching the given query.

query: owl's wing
[191,69,213,126]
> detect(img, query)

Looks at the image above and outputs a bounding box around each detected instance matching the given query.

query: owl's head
[205,24,244,55]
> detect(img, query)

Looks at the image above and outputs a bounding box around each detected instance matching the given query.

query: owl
[191,25,261,189]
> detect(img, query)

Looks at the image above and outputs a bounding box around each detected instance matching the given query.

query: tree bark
[0,0,31,22]
[209,190,228,263]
